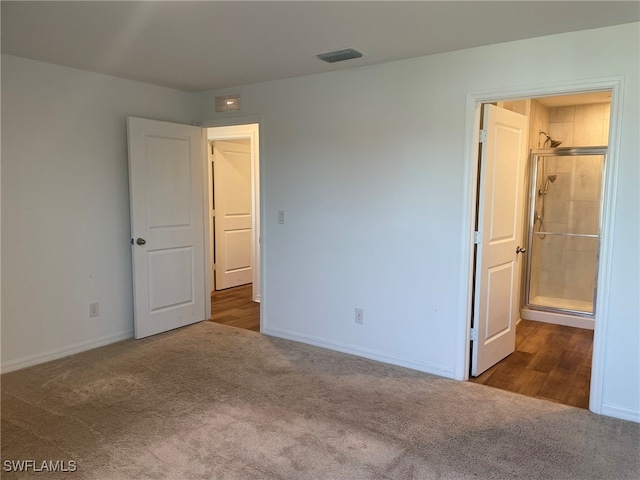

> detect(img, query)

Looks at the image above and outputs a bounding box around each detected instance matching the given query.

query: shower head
[538,175,558,195]
[539,130,562,148]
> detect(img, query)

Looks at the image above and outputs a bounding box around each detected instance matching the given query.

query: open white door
[127,117,207,339]
[213,140,253,290]
[471,104,528,376]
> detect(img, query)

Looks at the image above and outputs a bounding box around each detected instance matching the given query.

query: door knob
[516,246,526,254]
[136,238,146,246]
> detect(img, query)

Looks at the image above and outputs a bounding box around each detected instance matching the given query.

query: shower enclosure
[523,147,607,321]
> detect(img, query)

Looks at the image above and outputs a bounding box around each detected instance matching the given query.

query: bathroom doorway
[468,91,611,409]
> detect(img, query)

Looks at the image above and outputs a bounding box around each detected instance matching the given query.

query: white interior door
[128,117,206,339]
[213,140,253,290]
[471,104,529,376]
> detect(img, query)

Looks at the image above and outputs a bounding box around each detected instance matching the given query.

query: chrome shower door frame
[524,147,608,318]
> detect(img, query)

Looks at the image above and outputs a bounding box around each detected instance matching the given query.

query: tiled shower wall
[547,103,610,148]
[532,103,608,306]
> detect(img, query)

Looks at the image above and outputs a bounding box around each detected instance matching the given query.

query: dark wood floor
[210,284,260,331]
[470,319,593,409]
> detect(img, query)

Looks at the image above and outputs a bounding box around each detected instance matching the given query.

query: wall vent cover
[215,94,240,113]
[315,48,363,63]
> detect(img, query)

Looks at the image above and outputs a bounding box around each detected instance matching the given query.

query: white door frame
[456,77,625,416]
[207,124,260,302]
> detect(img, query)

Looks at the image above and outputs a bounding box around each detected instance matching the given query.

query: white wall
[1,55,193,371]
[193,23,639,420]
[2,23,637,422]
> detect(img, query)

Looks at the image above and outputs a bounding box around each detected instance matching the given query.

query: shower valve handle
[516,246,526,254]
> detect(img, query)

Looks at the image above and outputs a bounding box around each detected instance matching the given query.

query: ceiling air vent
[315,48,363,63]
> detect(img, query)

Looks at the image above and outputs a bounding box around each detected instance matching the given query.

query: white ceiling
[2,1,639,92]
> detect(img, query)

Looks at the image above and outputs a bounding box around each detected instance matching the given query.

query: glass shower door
[525,148,607,317]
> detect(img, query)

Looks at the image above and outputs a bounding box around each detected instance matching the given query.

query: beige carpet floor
[2,322,639,479]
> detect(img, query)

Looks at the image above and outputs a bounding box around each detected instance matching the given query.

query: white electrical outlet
[278,210,285,224]
[355,308,364,324]
[90,302,99,317]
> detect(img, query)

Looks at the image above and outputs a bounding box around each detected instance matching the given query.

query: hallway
[211,284,260,331]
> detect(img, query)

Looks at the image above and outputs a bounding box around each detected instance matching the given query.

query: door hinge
[470,327,478,341]
[479,129,487,143]
[211,263,216,271]
[473,231,481,244]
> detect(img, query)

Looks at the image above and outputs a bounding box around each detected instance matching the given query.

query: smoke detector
[315,48,364,64]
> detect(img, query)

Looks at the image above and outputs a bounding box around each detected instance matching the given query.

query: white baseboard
[521,308,594,330]
[262,326,454,378]
[600,404,640,423]
[1,330,134,374]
